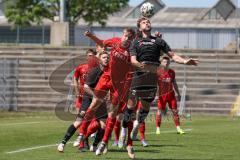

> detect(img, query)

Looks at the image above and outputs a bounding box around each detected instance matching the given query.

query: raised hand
[185,58,199,66]
[154,31,162,38]
[84,30,93,37]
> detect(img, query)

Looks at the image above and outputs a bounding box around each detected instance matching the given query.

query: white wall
[74,26,236,49]
[159,28,235,49]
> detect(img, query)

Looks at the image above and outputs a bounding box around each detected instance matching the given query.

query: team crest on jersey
[112,51,129,62]
[151,39,156,43]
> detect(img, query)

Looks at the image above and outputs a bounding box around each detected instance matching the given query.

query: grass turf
[0,111,240,160]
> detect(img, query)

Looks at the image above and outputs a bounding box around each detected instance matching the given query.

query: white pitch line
[145,128,193,135]
[0,122,41,126]
[0,121,64,127]
[6,129,193,154]
[6,142,73,154]
[6,144,58,154]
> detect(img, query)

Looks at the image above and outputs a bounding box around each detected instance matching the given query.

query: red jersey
[74,64,89,89]
[102,37,132,83]
[157,68,175,96]
[100,37,132,101]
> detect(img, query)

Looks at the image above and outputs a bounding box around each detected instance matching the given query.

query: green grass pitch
[0,112,240,160]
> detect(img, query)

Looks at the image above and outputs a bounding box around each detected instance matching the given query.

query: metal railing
[0,25,50,45]
[0,58,19,111]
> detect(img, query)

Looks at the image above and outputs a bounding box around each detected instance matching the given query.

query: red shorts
[94,72,119,106]
[95,72,130,106]
[157,92,177,110]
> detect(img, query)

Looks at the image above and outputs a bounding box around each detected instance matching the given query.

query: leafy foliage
[4,0,129,27]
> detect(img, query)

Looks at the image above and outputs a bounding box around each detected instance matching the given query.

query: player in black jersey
[122,17,199,141]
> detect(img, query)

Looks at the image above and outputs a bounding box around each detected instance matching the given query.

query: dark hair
[162,56,170,61]
[86,49,97,55]
[123,27,136,37]
[137,17,150,28]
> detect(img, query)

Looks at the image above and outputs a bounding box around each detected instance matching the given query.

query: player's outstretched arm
[154,31,162,38]
[84,31,104,47]
[73,77,80,97]
[168,51,199,66]
[173,79,181,101]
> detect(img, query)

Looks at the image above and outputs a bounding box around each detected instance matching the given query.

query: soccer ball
[140,2,155,18]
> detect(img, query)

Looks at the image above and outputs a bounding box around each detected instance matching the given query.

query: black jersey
[81,65,106,114]
[130,35,171,64]
[85,65,103,89]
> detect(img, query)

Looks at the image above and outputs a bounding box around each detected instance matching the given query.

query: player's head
[161,56,170,68]
[121,28,135,48]
[96,44,106,53]
[137,17,151,32]
[86,49,97,58]
[98,51,109,67]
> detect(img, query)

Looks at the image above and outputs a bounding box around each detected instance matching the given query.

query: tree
[4,0,129,27]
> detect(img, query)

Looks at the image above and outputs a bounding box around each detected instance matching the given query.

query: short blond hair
[97,51,108,58]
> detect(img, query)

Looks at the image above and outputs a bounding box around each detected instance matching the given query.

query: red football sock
[114,120,121,141]
[156,112,161,128]
[139,122,145,141]
[173,111,180,127]
[78,127,81,134]
[102,117,116,143]
[80,108,95,135]
[127,121,133,146]
[85,119,100,139]
[79,140,84,148]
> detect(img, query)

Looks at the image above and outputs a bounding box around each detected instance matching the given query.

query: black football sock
[61,124,77,144]
[122,107,135,128]
[138,109,149,123]
[93,128,105,146]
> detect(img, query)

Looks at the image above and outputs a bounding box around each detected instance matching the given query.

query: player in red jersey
[79,28,136,159]
[72,49,97,146]
[156,56,185,134]
[57,50,109,152]
[74,49,97,111]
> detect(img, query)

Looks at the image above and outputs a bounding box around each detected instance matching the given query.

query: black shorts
[130,70,157,103]
[95,103,108,120]
[79,95,108,120]
[80,96,91,112]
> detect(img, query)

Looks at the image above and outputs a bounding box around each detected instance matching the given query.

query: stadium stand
[0,47,239,115]
[0,58,19,111]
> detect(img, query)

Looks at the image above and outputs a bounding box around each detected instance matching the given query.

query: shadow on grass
[149,144,184,148]
[132,143,184,148]
[108,148,160,154]
[105,157,213,160]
